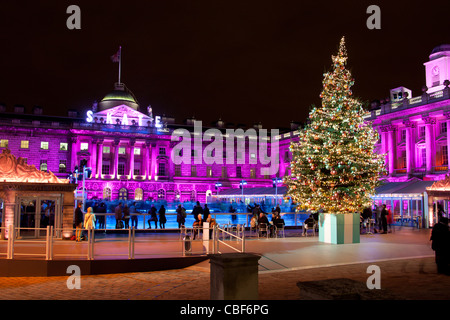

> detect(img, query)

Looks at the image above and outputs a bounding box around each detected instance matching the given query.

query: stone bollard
[209,253,261,300]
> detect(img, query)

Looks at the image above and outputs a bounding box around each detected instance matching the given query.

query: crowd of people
[360,204,393,234]
[248,203,286,237]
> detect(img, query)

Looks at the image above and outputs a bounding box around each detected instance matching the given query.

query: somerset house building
[0,82,297,205]
[366,44,450,227]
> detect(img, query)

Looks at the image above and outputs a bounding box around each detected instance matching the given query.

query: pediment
[90,104,152,126]
[94,105,150,120]
[0,149,68,184]
[428,174,450,191]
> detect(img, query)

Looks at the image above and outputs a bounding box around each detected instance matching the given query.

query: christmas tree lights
[284,37,386,214]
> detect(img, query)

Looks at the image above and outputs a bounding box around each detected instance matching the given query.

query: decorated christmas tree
[285,37,386,215]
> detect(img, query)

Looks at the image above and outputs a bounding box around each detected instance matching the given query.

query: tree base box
[318,213,360,244]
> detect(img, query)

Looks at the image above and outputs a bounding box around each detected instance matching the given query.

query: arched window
[103,187,112,200]
[119,188,128,200]
[157,188,165,200]
[134,188,143,201]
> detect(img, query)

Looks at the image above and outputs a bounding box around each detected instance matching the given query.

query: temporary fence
[0,223,247,261]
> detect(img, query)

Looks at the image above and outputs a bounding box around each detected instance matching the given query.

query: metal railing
[215,224,246,254]
[86,211,309,230]
[0,224,247,260]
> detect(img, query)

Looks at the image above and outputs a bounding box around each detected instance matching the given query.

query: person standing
[123,203,130,229]
[84,207,96,230]
[192,201,203,219]
[74,202,84,242]
[176,204,186,228]
[159,205,167,229]
[380,204,388,234]
[98,202,106,230]
[130,202,138,229]
[430,217,450,275]
[115,202,123,229]
[148,204,158,229]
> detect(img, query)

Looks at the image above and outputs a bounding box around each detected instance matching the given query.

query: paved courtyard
[0,227,449,303]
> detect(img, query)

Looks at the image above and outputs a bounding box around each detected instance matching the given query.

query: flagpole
[118,46,122,84]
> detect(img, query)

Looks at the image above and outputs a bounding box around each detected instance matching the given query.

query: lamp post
[240,180,247,203]
[215,182,222,197]
[273,176,283,205]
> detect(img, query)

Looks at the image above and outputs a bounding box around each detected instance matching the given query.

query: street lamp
[240,180,247,202]
[273,176,283,205]
[215,182,222,204]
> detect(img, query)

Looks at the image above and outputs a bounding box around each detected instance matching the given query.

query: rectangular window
[158,163,166,176]
[80,142,89,151]
[284,151,290,162]
[442,145,448,165]
[236,166,242,178]
[118,147,126,154]
[421,148,427,168]
[0,140,8,148]
[419,126,425,138]
[133,147,141,155]
[191,165,197,177]
[102,163,110,175]
[41,141,49,150]
[159,147,166,155]
[401,129,406,141]
[103,146,110,154]
[40,160,47,171]
[221,167,227,178]
[441,122,447,134]
[59,160,67,173]
[206,166,212,177]
[60,142,68,151]
[118,163,125,176]
[20,140,29,149]
[174,165,181,177]
[134,168,140,176]
[250,168,256,178]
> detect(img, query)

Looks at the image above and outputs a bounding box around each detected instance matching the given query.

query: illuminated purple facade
[0,82,297,203]
[366,45,450,182]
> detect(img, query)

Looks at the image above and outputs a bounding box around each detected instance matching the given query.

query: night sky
[1,0,449,129]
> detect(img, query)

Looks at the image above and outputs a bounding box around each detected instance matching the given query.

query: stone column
[0,188,16,240]
[70,136,78,171]
[113,139,120,179]
[150,143,157,180]
[403,121,414,176]
[424,117,436,174]
[144,140,151,180]
[91,139,98,178]
[129,139,136,180]
[386,125,396,176]
[379,127,388,174]
[62,189,75,239]
[445,113,450,171]
[96,139,104,179]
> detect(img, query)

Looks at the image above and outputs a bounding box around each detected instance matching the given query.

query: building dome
[429,44,450,60]
[98,83,140,111]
